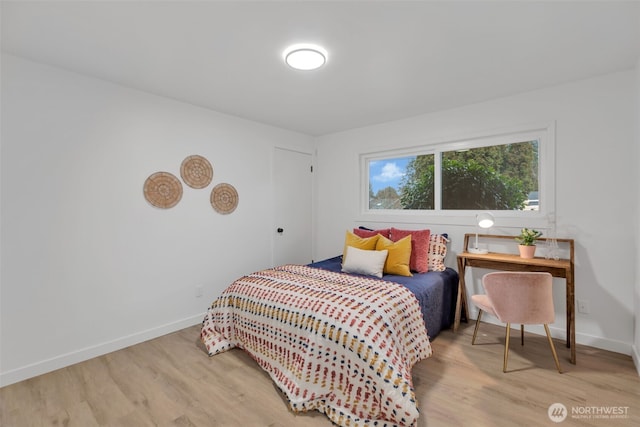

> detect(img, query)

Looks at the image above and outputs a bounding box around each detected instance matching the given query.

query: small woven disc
[143,172,183,209]
[210,183,238,214]
[180,155,213,189]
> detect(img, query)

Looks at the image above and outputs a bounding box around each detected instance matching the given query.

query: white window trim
[358,121,556,230]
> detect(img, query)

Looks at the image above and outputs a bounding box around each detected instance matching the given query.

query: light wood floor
[2,321,639,427]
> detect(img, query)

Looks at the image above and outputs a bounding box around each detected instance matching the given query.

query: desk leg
[454,258,469,332]
[567,273,576,364]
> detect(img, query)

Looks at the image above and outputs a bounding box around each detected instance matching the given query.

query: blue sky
[369,156,414,194]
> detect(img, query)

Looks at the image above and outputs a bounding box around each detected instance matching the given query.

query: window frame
[359,121,555,229]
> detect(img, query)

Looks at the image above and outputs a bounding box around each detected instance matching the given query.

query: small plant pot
[518,245,536,259]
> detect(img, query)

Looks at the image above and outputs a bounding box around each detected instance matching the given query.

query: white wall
[0,54,313,386]
[314,70,637,356]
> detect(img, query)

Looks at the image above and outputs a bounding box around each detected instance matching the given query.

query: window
[362,122,554,222]
[369,155,433,209]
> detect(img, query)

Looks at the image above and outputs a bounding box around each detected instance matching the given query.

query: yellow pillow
[375,235,413,277]
[342,230,380,263]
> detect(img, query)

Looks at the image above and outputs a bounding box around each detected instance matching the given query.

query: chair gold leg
[544,324,563,373]
[520,324,524,346]
[503,323,511,373]
[472,310,483,344]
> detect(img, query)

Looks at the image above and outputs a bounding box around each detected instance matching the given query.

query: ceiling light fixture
[283,44,327,71]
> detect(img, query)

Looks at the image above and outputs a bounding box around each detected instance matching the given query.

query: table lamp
[469,212,494,254]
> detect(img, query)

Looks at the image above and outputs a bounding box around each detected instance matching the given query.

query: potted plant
[515,228,542,258]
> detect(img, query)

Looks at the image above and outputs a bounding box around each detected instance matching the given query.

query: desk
[455,234,576,364]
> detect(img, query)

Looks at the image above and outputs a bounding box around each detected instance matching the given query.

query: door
[273,148,312,266]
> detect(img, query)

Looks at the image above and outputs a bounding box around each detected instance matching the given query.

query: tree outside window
[368,141,539,211]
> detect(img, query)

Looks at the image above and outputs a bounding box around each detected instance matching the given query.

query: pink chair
[471,271,562,373]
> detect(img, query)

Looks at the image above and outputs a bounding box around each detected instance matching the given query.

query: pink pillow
[353,227,391,239]
[389,227,430,273]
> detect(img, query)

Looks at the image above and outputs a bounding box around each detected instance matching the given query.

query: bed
[200,228,458,427]
[309,255,458,339]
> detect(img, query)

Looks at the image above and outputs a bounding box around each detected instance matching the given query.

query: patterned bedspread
[200,264,432,427]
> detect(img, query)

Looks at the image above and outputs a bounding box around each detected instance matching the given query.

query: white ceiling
[2,1,639,136]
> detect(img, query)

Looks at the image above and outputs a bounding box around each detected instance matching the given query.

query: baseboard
[469,314,634,356]
[632,344,640,376]
[0,312,205,387]
[566,328,633,356]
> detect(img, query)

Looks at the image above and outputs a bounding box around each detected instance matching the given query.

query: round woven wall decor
[143,172,183,209]
[180,155,213,189]
[210,183,238,214]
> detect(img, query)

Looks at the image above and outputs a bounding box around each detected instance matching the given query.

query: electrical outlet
[578,299,590,314]
[196,285,204,298]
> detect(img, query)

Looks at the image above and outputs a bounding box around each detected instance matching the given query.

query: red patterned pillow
[389,227,430,273]
[428,233,449,272]
[353,227,391,239]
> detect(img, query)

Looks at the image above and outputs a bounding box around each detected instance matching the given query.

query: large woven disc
[143,172,183,209]
[210,183,238,214]
[180,155,213,189]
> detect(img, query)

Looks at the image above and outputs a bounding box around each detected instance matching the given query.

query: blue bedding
[308,256,459,339]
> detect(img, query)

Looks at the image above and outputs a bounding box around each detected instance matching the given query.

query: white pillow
[341,246,388,278]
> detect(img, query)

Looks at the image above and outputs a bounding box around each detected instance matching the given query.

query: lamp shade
[477,212,495,229]
[469,212,495,254]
